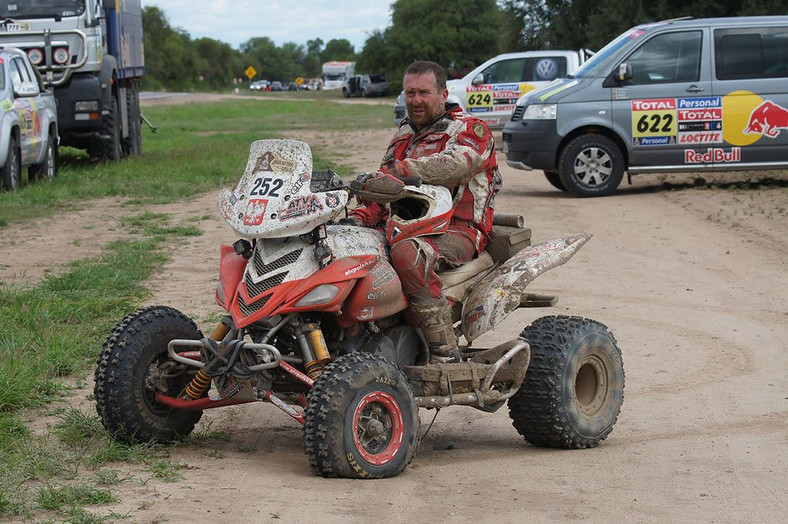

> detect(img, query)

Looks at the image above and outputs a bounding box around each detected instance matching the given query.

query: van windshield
[0,0,85,19]
[572,27,653,79]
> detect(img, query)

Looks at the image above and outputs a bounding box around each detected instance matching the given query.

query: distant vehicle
[393,50,592,127]
[287,82,299,91]
[322,61,355,90]
[270,81,284,92]
[342,74,388,98]
[250,80,270,91]
[0,47,59,191]
[502,15,788,197]
[0,0,145,162]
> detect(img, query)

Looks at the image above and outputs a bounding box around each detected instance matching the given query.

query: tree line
[142,0,785,93]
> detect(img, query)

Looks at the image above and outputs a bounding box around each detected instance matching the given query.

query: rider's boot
[409,295,461,364]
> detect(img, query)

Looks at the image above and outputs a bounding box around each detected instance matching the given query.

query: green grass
[0,97,392,519]
[0,99,391,227]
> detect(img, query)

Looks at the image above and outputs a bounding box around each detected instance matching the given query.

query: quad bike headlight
[295,284,339,307]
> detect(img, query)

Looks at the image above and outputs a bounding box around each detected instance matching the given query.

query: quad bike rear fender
[461,234,591,342]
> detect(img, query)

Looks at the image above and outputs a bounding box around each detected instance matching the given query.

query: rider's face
[403,72,448,129]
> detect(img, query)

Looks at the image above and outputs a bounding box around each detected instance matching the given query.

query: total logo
[722,90,788,146]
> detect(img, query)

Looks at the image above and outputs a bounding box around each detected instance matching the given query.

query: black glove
[338,217,361,226]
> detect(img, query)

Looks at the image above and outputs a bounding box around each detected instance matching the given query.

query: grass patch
[0,97,391,520]
[0,99,390,228]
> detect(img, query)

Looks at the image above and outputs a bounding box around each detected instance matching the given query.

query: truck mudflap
[461,234,591,342]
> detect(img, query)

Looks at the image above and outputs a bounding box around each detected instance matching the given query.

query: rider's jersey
[352,103,502,251]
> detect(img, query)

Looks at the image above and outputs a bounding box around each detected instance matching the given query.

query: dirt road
[2,100,786,521]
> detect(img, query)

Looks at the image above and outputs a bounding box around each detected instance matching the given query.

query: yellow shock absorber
[303,324,332,380]
[185,368,211,399]
[210,321,231,341]
[184,320,229,399]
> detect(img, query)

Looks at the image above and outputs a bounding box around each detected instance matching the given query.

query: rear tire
[303,353,420,478]
[94,306,204,443]
[29,132,58,182]
[1,135,21,191]
[121,85,142,156]
[508,315,624,448]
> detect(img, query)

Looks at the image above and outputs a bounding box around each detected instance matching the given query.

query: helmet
[386,185,454,245]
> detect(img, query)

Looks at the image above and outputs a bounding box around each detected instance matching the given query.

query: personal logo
[473,123,486,138]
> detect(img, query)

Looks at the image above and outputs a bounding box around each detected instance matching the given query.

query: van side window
[482,57,568,84]
[626,31,702,84]
[715,27,788,80]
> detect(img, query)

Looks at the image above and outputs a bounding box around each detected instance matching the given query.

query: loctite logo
[684,147,741,164]
[744,101,788,138]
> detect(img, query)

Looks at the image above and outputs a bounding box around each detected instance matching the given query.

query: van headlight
[523,104,557,120]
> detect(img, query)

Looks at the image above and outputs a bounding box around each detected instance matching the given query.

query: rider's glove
[338,216,362,226]
[350,171,422,203]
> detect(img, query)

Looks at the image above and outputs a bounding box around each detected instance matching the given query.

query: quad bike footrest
[404,338,530,412]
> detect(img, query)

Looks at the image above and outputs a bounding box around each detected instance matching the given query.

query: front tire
[121,85,142,156]
[1,135,21,191]
[558,135,625,197]
[303,353,420,478]
[90,95,122,161]
[508,315,624,448]
[94,305,204,443]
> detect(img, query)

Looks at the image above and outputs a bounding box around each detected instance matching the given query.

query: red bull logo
[744,101,788,138]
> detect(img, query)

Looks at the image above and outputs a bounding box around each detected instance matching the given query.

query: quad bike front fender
[461,234,591,342]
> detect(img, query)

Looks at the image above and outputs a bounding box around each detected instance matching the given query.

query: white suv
[0,47,58,191]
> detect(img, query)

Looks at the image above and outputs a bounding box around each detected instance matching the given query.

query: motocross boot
[409,295,461,364]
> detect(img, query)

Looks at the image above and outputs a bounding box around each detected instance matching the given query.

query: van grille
[512,106,525,121]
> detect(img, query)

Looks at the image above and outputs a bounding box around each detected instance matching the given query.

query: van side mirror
[616,63,633,82]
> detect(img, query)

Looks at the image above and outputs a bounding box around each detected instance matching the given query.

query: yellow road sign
[245,66,257,80]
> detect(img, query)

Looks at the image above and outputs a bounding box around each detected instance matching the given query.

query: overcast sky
[141,1,393,51]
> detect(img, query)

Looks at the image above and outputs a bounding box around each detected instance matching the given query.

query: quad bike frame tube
[166,338,282,371]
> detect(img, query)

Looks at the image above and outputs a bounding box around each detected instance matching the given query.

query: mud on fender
[461,234,592,342]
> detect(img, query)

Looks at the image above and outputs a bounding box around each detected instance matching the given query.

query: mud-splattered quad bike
[94,140,624,478]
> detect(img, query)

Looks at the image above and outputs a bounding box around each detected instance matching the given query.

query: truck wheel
[94,305,204,443]
[544,170,566,191]
[508,315,624,449]
[343,88,350,98]
[29,133,58,182]
[95,95,122,161]
[303,352,420,478]
[122,86,142,156]
[1,135,21,191]
[558,135,624,197]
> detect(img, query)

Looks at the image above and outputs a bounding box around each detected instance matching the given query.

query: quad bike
[94,139,624,479]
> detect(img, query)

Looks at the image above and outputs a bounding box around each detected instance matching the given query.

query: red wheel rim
[352,391,405,465]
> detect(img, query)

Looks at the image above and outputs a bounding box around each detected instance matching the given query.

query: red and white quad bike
[94,139,624,479]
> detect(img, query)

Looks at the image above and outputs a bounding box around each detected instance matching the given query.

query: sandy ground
[2,94,787,522]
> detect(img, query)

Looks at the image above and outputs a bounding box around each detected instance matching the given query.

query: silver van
[502,16,788,196]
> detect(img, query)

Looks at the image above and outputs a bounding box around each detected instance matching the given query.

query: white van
[393,50,591,128]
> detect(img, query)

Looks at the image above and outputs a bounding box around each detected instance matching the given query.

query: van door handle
[686,85,705,93]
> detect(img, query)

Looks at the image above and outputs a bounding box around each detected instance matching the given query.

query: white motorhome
[322,61,355,90]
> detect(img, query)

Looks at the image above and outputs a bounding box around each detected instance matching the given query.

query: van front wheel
[558,135,624,197]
